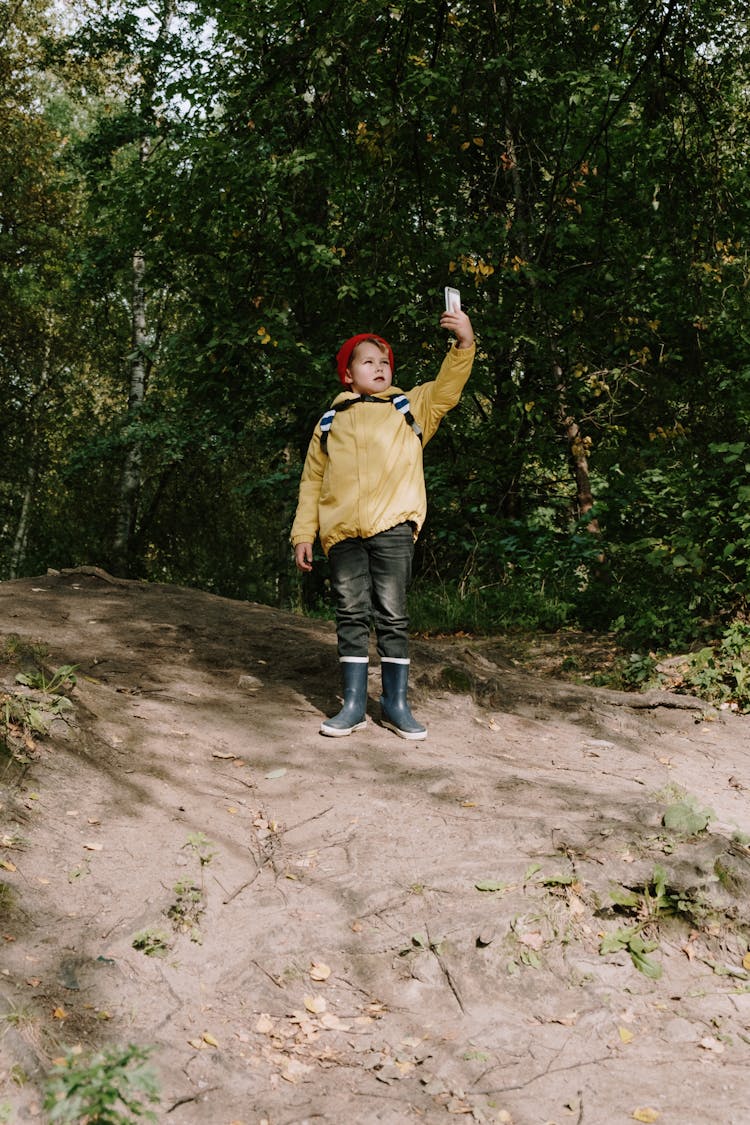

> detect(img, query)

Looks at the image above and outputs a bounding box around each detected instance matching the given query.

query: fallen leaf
[632,1110,660,1123]
[0,860,17,872]
[699,1036,724,1053]
[568,893,587,917]
[265,768,287,779]
[310,962,331,981]
[201,1032,219,1048]
[187,1038,207,1050]
[304,994,327,1015]
[319,1012,349,1031]
[82,842,103,852]
[255,1013,274,1034]
[618,1026,634,1044]
[52,1007,68,1020]
[25,978,42,987]
[475,881,508,893]
[280,1058,312,1083]
[212,750,236,759]
[742,951,750,972]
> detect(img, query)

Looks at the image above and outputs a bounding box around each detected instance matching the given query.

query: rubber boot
[380,658,427,740]
[320,658,369,737]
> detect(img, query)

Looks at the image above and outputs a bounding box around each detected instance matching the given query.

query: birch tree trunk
[110,0,174,574]
[111,240,148,574]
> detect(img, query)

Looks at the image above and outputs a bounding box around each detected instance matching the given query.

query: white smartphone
[444,286,461,313]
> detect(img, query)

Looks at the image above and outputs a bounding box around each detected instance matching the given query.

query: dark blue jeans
[328,523,415,659]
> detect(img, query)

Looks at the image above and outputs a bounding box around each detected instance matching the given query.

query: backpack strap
[388,393,423,444]
[319,393,422,454]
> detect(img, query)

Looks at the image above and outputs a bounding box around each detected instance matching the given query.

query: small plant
[43,1043,160,1124]
[131,928,171,957]
[599,865,705,978]
[1,687,74,762]
[0,1002,34,1029]
[167,880,205,943]
[15,664,78,695]
[661,795,714,835]
[184,831,216,869]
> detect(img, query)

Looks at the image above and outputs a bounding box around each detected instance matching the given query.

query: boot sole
[382,720,427,741]
[320,719,367,737]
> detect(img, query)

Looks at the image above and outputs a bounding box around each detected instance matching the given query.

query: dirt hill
[1,568,749,1124]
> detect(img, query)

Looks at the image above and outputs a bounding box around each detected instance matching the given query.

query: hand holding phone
[444,286,461,313]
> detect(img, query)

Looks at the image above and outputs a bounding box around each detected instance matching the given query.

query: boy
[291,306,475,739]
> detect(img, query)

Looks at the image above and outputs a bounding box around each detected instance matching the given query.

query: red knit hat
[335,333,394,385]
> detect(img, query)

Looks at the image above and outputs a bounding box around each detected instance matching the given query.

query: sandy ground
[1,568,750,1125]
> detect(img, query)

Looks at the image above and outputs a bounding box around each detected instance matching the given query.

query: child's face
[344,341,393,395]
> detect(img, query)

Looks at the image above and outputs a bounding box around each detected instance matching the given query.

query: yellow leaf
[309,962,331,981]
[0,860,16,872]
[52,1007,68,1020]
[202,1032,219,1048]
[632,1110,660,1123]
[742,951,750,971]
[618,1026,634,1044]
[304,994,327,1015]
[187,1038,207,1050]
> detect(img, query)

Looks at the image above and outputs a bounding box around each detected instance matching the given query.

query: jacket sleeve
[411,342,475,444]
[290,430,327,546]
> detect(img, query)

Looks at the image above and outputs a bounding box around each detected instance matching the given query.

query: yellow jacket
[291,341,475,555]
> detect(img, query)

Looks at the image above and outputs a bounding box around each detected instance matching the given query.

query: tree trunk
[110,1,175,575]
[9,461,36,579]
[554,364,601,535]
[111,242,149,574]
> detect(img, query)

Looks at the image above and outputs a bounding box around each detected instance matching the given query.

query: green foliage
[662,798,714,836]
[15,664,77,694]
[183,831,216,869]
[600,865,706,979]
[131,929,171,958]
[677,623,750,713]
[43,1043,160,1124]
[167,880,204,943]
